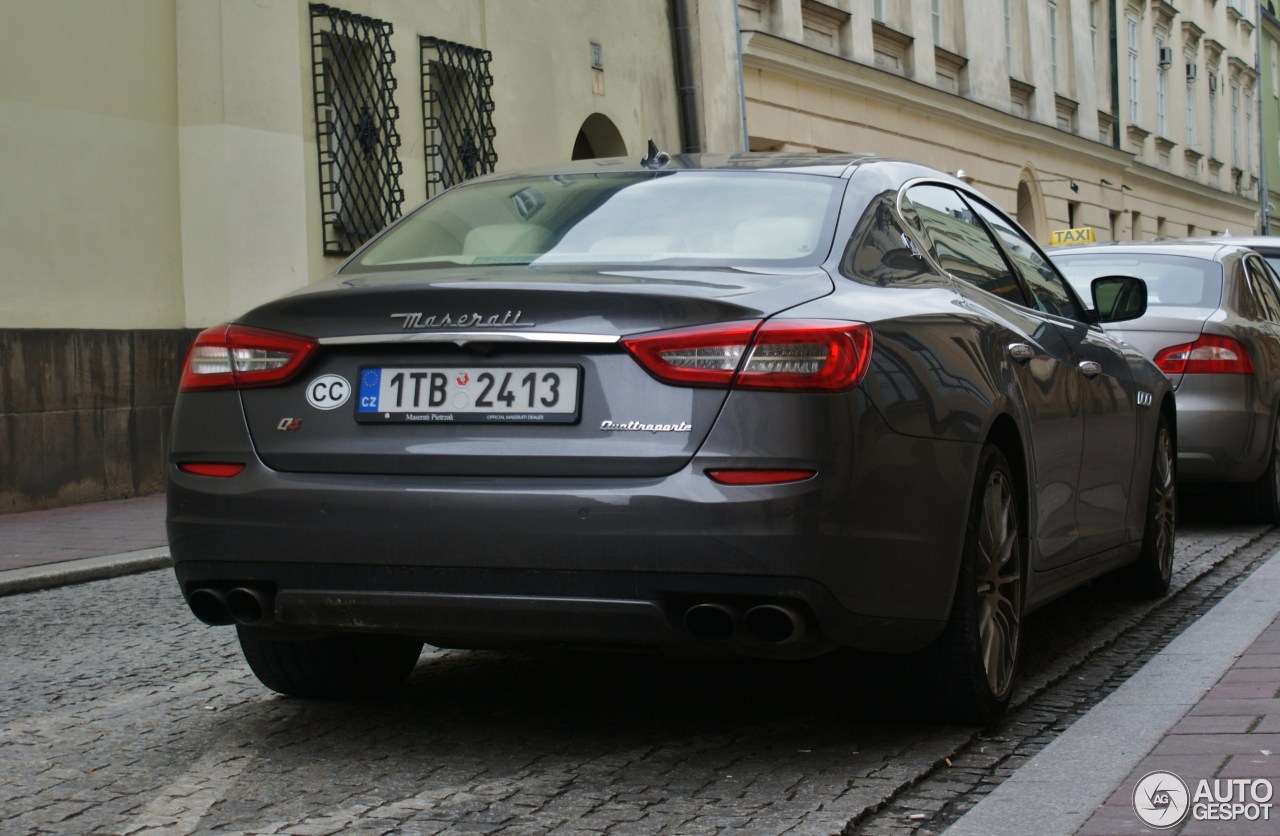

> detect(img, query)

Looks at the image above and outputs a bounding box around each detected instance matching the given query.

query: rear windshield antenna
[640,139,671,169]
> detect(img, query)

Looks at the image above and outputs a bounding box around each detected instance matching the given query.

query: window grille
[310,4,404,256]
[421,37,497,198]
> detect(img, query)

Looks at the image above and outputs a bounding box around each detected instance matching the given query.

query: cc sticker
[306,375,351,410]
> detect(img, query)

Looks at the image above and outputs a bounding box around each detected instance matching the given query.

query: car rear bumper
[168,430,975,656]
[1173,374,1270,482]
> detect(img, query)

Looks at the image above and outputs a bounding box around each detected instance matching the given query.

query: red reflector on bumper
[706,469,816,485]
[178,463,246,478]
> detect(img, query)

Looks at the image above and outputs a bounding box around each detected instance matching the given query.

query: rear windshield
[347,171,843,272]
[1051,252,1223,310]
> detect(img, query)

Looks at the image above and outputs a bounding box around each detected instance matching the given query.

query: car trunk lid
[234,266,834,477]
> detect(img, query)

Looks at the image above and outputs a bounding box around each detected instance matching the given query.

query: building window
[1128,16,1140,124]
[874,0,886,23]
[1157,40,1168,136]
[309,3,404,256]
[1187,79,1196,148]
[1273,42,1278,97]
[1209,72,1219,158]
[1090,0,1099,67]
[1232,81,1241,169]
[1245,86,1255,173]
[1049,0,1060,91]
[421,37,498,198]
[1005,0,1014,75]
[932,0,942,43]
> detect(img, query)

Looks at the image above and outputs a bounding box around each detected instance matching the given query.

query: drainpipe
[669,0,702,153]
[1110,0,1121,149]
[1258,23,1270,233]
[734,0,748,150]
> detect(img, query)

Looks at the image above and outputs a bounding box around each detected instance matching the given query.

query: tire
[916,444,1024,725]
[237,627,423,699]
[1113,414,1177,598]
[1251,420,1280,525]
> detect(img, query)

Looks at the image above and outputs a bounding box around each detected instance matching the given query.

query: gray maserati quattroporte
[168,151,1175,723]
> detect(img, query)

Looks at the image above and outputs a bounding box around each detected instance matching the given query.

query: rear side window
[1244,256,1280,322]
[904,184,1029,306]
[841,192,944,287]
[963,198,1084,320]
[1052,253,1223,310]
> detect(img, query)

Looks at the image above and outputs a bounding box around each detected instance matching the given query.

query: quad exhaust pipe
[682,602,807,645]
[683,603,736,642]
[187,588,232,626]
[187,586,275,627]
[743,604,806,645]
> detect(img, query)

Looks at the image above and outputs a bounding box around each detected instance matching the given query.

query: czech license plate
[356,366,581,424]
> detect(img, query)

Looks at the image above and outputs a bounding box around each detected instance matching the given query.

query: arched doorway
[1015,168,1047,243]
[572,113,627,160]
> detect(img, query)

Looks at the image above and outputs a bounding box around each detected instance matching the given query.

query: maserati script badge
[391,310,532,329]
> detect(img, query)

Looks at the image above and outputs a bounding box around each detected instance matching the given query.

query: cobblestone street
[1,522,1273,834]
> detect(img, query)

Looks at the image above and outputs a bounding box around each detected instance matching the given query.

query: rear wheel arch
[984,415,1030,560]
[938,414,1029,616]
[1160,395,1177,449]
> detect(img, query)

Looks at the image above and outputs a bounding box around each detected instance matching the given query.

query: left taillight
[622,320,872,392]
[179,324,319,392]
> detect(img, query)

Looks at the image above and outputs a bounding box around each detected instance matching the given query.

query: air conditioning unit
[1158,46,1173,69]
[1209,73,1219,94]
[1186,62,1198,81]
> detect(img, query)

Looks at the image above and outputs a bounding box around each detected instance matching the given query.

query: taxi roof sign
[1049,227,1096,246]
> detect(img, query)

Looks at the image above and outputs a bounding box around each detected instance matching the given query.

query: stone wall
[0,329,196,513]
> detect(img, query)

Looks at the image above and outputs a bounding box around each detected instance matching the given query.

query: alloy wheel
[975,469,1021,698]
[1151,426,1176,578]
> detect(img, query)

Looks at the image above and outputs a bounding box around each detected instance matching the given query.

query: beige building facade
[0,0,681,511]
[2,0,1270,512]
[700,0,1261,243]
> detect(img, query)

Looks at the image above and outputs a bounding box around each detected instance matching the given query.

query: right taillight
[1153,334,1254,375]
[622,320,873,392]
[179,324,318,392]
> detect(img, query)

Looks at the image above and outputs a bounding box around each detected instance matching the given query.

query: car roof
[459,151,964,185]
[1047,239,1259,262]
[1181,235,1280,253]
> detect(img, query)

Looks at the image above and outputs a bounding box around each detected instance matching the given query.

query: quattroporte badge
[600,420,693,433]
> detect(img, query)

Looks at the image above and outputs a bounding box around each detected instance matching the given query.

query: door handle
[1078,360,1102,378]
[1008,343,1034,362]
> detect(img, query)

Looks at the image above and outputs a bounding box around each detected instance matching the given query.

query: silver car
[168,152,1174,723]
[1052,240,1280,521]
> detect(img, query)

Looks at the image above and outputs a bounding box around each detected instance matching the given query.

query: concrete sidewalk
[949,549,1280,835]
[0,494,169,595]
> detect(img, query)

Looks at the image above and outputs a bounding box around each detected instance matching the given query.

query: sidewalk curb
[946,547,1280,835]
[0,548,172,597]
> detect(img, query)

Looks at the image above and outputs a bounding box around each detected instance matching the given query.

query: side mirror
[1091,275,1148,323]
